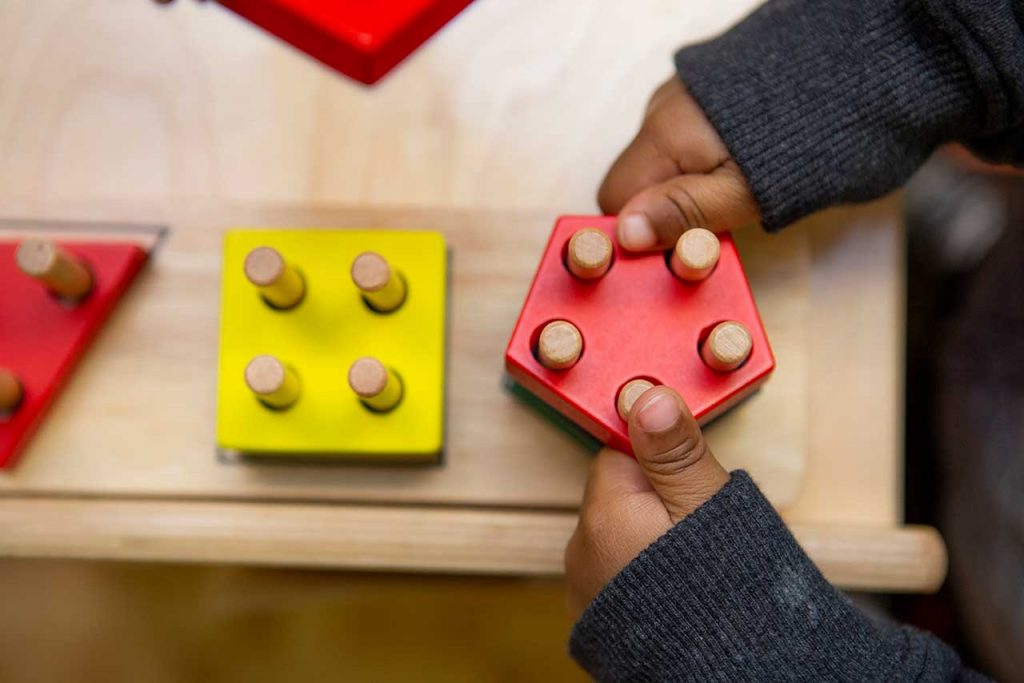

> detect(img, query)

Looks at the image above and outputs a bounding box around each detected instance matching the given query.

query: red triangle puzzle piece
[0,241,148,468]
[218,0,475,84]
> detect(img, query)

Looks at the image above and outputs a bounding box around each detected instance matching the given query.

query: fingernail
[618,214,657,251]
[636,393,681,433]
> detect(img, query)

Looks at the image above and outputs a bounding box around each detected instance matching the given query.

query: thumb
[627,386,730,522]
[616,163,760,252]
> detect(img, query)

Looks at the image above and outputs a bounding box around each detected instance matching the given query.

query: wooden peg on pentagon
[0,369,23,413]
[567,228,613,280]
[701,321,753,372]
[670,228,720,282]
[616,378,654,422]
[348,357,403,412]
[351,252,406,313]
[244,246,305,310]
[15,239,93,300]
[245,354,301,409]
[537,320,583,370]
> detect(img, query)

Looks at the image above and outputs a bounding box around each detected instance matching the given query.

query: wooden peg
[351,252,406,313]
[537,320,583,370]
[245,355,301,409]
[616,378,654,422]
[670,228,720,282]
[701,321,753,372]
[567,228,613,280]
[15,239,93,300]
[0,369,23,413]
[348,357,403,412]
[244,247,305,310]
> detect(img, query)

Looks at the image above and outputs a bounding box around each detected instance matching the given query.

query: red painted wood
[0,242,148,469]
[505,217,775,455]
[217,0,475,84]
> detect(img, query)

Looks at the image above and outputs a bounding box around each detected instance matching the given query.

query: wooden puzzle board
[0,198,938,592]
[0,201,809,509]
[0,0,938,592]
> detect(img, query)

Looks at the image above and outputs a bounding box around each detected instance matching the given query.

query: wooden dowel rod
[701,321,752,372]
[616,378,654,421]
[244,247,305,310]
[790,523,947,594]
[245,355,301,409]
[537,320,583,370]
[670,228,720,282]
[15,239,93,299]
[567,229,613,280]
[0,369,23,412]
[351,252,406,313]
[348,357,403,412]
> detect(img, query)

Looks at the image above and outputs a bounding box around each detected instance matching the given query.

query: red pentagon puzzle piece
[0,241,148,468]
[504,216,774,455]
[217,0,475,84]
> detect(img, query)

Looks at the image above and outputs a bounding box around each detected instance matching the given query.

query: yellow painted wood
[217,229,446,459]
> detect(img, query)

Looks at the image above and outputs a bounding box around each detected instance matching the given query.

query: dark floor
[0,559,587,683]
[897,151,1023,682]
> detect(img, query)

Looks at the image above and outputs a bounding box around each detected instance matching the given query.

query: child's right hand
[599,77,760,251]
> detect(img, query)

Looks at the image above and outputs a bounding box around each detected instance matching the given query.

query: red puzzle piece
[217,0,475,84]
[0,242,148,469]
[505,216,775,455]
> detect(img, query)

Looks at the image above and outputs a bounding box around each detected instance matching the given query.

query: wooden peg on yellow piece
[567,228,613,280]
[0,369,23,413]
[244,246,305,310]
[351,252,407,312]
[16,239,93,300]
[245,355,301,409]
[348,357,403,412]
[616,378,654,422]
[701,321,753,372]
[670,228,720,282]
[537,320,583,370]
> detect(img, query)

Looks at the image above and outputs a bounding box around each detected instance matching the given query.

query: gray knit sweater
[571,0,1024,679]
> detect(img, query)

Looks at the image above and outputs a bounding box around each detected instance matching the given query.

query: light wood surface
[0,0,921,589]
[0,496,945,592]
[0,202,808,509]
[0,198,931,589]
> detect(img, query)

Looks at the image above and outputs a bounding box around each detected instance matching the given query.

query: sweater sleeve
[569,472,985,682]
[673,0,1024,232]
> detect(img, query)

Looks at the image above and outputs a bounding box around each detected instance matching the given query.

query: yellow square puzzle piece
[216,229,447,461]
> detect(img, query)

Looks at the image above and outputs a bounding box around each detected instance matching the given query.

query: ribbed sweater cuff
[674,1,980,231]
[569,471,962,681]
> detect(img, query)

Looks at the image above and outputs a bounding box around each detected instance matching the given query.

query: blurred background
[0,561,584,682]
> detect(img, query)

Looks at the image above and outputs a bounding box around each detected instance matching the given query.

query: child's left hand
[564,385,730,617]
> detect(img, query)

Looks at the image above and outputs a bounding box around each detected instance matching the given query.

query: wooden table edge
[0,495,946,593]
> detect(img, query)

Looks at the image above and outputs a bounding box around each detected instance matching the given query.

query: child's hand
[564,386,729,618]
[599,77,760,251]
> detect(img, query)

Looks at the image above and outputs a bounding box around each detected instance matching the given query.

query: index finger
[597,129,680,215]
